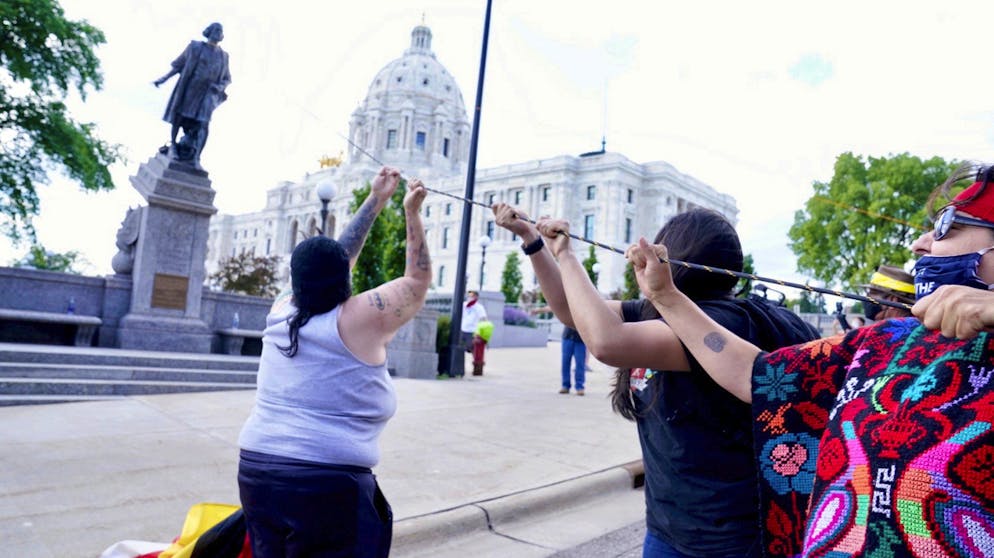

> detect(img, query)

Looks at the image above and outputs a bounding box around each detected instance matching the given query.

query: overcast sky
[6,0,994,299]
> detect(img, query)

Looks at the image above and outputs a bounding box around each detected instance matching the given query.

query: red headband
[951,181,994,223]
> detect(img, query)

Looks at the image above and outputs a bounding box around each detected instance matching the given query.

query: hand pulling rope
[336,131,913,312]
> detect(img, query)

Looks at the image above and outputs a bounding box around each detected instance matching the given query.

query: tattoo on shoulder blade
[703,332,726,353]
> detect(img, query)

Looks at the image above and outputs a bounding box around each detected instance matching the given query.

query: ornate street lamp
[477,234,491,292]
[315,180,335,237]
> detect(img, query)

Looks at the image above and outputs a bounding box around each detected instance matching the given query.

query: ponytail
[277,308,314,358]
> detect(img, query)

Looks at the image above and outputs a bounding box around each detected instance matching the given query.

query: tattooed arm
[630,238,759,402]
[338,166,402,269]
[338,179,431,363]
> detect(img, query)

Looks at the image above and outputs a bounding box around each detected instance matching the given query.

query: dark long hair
[610,209,743,420]
[278,237,351,357]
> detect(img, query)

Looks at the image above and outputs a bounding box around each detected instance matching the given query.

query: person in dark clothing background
[559,326,586,395]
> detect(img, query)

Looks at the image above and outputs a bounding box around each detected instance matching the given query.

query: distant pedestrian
[461,290,488,376]
[237,168,430,558]
[560,326,586,395]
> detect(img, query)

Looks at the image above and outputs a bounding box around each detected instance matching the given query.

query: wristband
[521,237,544,256]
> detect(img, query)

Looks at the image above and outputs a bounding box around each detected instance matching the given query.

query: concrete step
[0,343,259,371]
[0,362,257,383]
[0,377,256,397]
[0,394,127,407]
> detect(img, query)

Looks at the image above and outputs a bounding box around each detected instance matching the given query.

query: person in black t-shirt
[492,204,818,558]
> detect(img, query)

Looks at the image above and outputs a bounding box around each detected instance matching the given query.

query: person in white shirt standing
[460,290,488,376]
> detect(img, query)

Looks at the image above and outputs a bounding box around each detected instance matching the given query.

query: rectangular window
[438,265,446,287]
[487,193,496,205]
[425,205,431,217]
[584,215,595,239]
[514,190,522,204]
[627,189,634,204]
[586,185,596,200]
[387,129,398,149]
[624,218,633,243]
[415,131,426,151]
[253,228,258,238]
[445,203,452,216]
[443,227,450,249]
[443,138,450,157]
[486,220,495,239]
[542,186,550,201]
[266,238,271,254]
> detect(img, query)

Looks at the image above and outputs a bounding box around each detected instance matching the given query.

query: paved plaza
[1,344,645,557]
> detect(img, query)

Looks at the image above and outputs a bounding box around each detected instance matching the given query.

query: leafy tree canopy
[1,0,122,241]
[500,250,523,304]
[11,243,87,273]
[788,152,956,292]
[348,182,406,293]
[209,252,282,297]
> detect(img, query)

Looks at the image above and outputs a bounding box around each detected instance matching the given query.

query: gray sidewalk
[1,345,644,558]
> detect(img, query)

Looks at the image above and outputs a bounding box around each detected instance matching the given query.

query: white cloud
[5,0,994,297]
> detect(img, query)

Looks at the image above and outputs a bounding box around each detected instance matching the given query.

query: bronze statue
[154,22,231,169]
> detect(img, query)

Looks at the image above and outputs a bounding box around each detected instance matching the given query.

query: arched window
[288,220,299,251]
[307,217,318,238]
[325,215,336,238]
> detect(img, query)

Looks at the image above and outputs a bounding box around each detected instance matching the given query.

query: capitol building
[205,24,738,297]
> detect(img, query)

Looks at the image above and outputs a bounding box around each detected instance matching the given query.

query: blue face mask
[912,247,994,300]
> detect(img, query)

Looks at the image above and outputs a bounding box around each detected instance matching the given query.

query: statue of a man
[153,22,231,169]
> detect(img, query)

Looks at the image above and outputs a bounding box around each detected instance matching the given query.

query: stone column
[117,153,218,353]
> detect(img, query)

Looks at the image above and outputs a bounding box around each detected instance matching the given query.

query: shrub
[436,314,451,352]
[503,306,536,328]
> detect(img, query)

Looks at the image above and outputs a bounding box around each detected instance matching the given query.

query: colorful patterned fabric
[752,317,994,557]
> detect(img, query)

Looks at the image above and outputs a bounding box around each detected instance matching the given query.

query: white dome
[364,26,467,115]
[346,24,471,177]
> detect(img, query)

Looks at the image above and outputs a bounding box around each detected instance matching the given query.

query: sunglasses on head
[933,205,994,241]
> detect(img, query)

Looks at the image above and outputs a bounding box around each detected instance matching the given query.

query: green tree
[500,250,523,304]
[582,244,599,285]
[348,182,406,293]
[209,252,282,297]
[788,152,956,291]
[620,261,639,300]
[735,253,756,297]
[11,244,87,273]
[1,0,121,241]
[785,289,827,314]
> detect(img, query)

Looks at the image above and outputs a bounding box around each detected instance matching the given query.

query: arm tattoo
[338,196,379,258]
[703,332,726,353]
[368,291,386,311]
[415,242,430,270]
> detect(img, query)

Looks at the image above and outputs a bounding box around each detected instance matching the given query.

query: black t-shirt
[621,297,818,557]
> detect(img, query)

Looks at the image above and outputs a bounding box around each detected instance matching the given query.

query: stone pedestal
[118,154,217,353]
[387,308,439,379]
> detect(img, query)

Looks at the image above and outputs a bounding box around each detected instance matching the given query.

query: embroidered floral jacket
[752,317,994,557]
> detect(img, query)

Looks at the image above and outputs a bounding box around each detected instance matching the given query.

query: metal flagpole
[447,0,494,377]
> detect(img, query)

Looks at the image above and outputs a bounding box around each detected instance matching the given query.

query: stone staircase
[0,343,259,406]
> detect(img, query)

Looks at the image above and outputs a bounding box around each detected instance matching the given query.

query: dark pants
[238,450,392,558]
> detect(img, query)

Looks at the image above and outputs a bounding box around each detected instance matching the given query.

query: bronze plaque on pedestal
[151,273,188,310]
